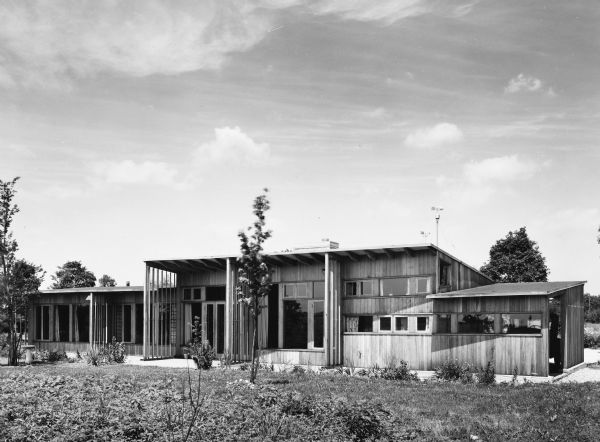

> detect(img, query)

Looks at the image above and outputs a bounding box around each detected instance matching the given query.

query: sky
[1,0,599,292]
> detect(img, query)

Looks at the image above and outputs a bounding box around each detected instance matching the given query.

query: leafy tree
[0,177,44,365]
[51,261,96,288]
[236,188,272,383]
[98,274,116,287]
[480,227,549,283]
[584,293,600,323]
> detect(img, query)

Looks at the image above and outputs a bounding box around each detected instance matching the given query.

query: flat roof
[427,281,586,299]
[40,286,143,294]
[144,243,492,282]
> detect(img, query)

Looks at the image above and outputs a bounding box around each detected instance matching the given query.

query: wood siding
[561,285,584,368]
[258,349,326,366]
[344,296,432,315]
[343,334,432,370]
[431,334,547,376]
[342,252,436,280]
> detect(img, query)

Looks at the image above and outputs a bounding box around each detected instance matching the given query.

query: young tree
[98,274,116,287]
[51,261,96,288]
[236,189,271,383]
[480,227,549,283]
[0,177,44,365]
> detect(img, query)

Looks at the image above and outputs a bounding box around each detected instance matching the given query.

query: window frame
[416,316,430,333]
[280,282,323,350]
[344,279,376,297]
[36,305,51,341]
[394,316,409,333]
[378,315,392,332]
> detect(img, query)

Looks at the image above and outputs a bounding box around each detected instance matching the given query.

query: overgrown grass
[1,363,599,441]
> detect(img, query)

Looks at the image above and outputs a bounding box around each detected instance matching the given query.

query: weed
[475,361,496,385]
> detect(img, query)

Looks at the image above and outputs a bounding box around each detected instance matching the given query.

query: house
[30,243,585,376]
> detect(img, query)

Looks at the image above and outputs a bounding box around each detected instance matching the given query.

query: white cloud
[362,107,388,119]
[463,155,538,185]
[0,1,272,89]
[504,74,555,96]
[404,123,464,148]
[92,160,189,189]
[195,126,270,164]
[0,1,477,89]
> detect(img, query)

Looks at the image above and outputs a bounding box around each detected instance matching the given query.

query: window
[313,281,325,299]
[395,316,408,332]
[135,304,144,343]
[414,277,430,294]
[281,282,323,349]
[458,314,495,334]
[35,305,50,341]
[76,305,89,342]
[436,314,451,333]
[283,284,296,298]
[192,288,203,301]
[183,288,191,300]
[283,298,308,348]
[358,316,373,332]
[55,305,69,342]
[206,286,226,301]
[439,261,451,287]
[123,305,132,342]
[501,313,542,334]
[345,280,375,296]
[416,316,430,332]
[381,278,408,296]
[312,301,324,348]
[379,316,392,331]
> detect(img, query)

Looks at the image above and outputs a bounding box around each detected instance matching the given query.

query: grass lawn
[1,363,600,441]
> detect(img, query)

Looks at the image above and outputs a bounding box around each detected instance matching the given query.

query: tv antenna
[431,207,444,247]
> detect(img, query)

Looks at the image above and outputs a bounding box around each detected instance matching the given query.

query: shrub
[187,316,215,370]
[435,360,474,383]
[33,349,50,362]
[48,349,68,362]
[584,332,597,348]
[336,400,387,441]
[85,346,101,366]
[476,361,496,385]
[104,337,126,363]
[379,361,419,382]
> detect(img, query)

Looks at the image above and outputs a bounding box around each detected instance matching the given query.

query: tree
[0,177,44,365]
[51,261,96,288]
[98,274,116,287]
[480,227,549,283]
[236,189,271,383]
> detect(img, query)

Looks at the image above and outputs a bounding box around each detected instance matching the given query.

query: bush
[435,360,474,383]
[84,338,127,366]
[584,332,598,348]
[379,361,420,381]
[336,400,387,441]
[48,349,68,363]
[476,361,496,385]
[190,341,216,370]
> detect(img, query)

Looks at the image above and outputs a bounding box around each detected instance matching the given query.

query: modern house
[30,243,585,376]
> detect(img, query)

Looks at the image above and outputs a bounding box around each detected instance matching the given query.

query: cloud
[361,107,389,119]
[404,123,464,148]
[504,74,555,96]
[463,155,539,185]
[92,160,190,189]
[438,155,542,205]
[0,1,272,89]
[0,1,478,89]
[195,126,270,164]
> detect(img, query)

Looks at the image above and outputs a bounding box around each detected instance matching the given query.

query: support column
[89,293,93,348]
[143,265,149,359]
[324,253,330,366]
[225,258,233,356]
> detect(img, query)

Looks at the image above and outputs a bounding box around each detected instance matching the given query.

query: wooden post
[68,304,73,342]
[225,258,232,356]
[105,301,108,344]
[89,292,93,348]
[143,265,148,359]
[324,253,330,366]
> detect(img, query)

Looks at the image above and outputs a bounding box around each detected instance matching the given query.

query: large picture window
[381,278,408,296]
[501,314,542,334]
[281,282,323,349]
[458,314,495,334]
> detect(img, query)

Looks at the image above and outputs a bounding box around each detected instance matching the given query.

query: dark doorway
[549,297,563,374]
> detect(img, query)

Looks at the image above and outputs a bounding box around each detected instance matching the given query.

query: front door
[203,302,225,355]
